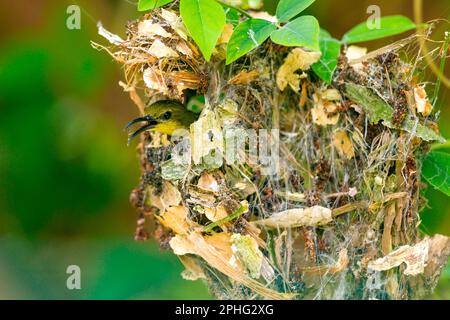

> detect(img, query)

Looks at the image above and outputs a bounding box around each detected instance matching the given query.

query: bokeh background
[0,0,449,299]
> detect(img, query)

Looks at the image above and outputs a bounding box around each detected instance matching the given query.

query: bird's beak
[125,115,158,144]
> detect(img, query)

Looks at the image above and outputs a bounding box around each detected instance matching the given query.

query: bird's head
[126,100,197,144]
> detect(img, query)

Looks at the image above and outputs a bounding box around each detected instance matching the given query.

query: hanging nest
[94,5,450,300]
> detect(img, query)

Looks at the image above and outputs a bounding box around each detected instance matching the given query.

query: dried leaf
[157,205,192,234]
[143,67,168,94]
[176,41,194,57]
[148,39,178,58]
[168,71,202,95]
[170,234,197,255]
[333,130,355,159]
[160,8,189,40]
[204,205,228,222]
[138,21,172,38]
[143,68,201,101]
[204,232,236,265]
[424,234,450,280]
[311,93,339,126]
[414,85,433,116]
[368,238,429,275]
[146,181,182,212]
[197,172,221,193]
[276,48,321,92]
[233,181,257,197]
[254,205,333,228]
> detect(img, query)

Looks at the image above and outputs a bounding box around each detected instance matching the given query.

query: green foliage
[226,19,276,64]
[180,0,226,61]
[342,15,416,44]
[135,2,417,83]
[225,7,240,26]
[138,0,173,11]
[276,0,315,23]
[422,151,450,196]
[226,0,319,64]
[270,15,320,51]
[311,30,341,83]
[345,84,445,143]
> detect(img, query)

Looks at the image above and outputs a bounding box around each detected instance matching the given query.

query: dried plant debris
[368,234,450,293]
[98,7,450,300]
[253,206,333,228]
[276,48,321,92]
[345,83,444,142]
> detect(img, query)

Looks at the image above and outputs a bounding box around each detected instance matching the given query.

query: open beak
[125,115,158,145]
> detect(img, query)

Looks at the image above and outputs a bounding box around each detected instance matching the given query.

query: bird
[125,100,198,144]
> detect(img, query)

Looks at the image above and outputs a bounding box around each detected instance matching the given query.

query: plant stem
[203,204,247,232]
[266,230,279,268]
[216,0,252,19]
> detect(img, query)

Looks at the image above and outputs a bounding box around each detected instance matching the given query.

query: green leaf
[345,84,445,143]
[311,31,341,83]
[180,0,226,61]
[270,15,320,51]
[226,19,276,64]
[342,15,416,44]
[319,29,332,39]
[276,0,315,23]
[138,0,173,11]
[422,151,450,196]
[225,8,240,26]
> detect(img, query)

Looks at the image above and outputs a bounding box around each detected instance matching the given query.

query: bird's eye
[161,111,172,121]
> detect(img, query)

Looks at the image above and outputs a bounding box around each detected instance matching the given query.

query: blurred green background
[0,0,449,299]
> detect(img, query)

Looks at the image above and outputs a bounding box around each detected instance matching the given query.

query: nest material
[96,7,450,300]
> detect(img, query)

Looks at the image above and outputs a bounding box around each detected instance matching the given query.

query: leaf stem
[216,0,252,19]
[431,139,450,150]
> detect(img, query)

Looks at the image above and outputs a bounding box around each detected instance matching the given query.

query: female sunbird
[126,100,198,144]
